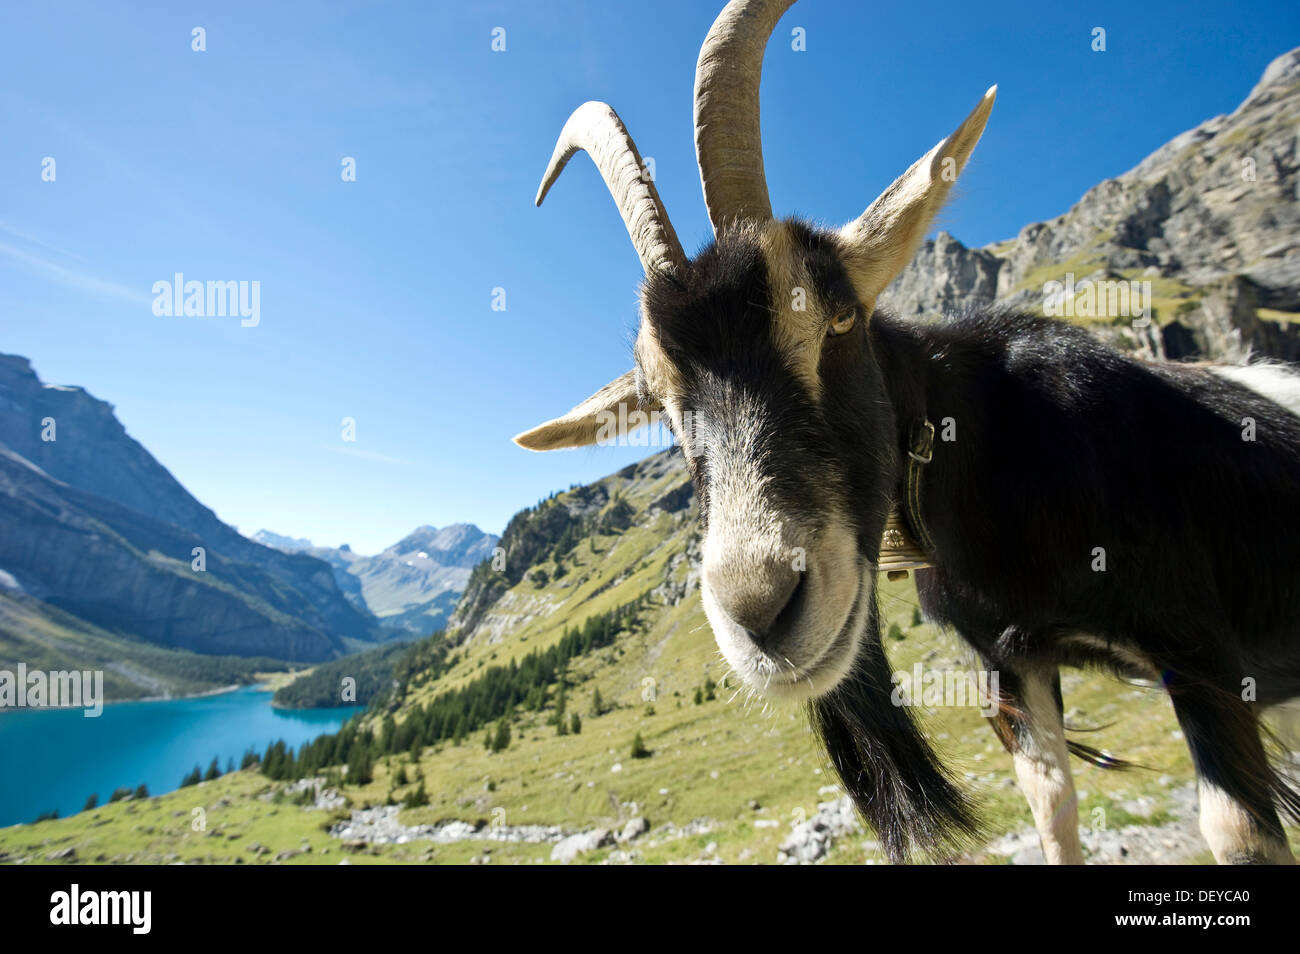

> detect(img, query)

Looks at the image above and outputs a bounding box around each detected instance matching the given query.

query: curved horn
[536,101,687,278]
[694,0,795,234]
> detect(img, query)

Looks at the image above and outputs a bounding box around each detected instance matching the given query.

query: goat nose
[707,564,804,647]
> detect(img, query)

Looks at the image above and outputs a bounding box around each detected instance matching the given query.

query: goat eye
[827,309,857,337]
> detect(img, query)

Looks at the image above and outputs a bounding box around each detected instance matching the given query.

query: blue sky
[2,0,1297,553]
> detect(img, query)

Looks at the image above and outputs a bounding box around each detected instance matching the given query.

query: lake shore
[0,670,316,716]
[0,684,364,827]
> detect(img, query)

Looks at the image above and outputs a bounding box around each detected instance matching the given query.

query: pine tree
[204,757,222,781]
[403,781,429,809]
[590,688,603,717]
[83,793,99,811]
[134,783,149,800]
[260,740,289,779]
[570,712,582,735]
[348,744,373,785]
[180,765,202,787]
[553,673,568,725]
[490,717,511,753]
[630,732,650,759]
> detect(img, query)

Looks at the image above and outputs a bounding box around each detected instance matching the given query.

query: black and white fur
[644,220,1300,864]
[516,0,1299,863]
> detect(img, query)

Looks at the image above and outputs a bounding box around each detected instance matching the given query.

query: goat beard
[808,596,981,863]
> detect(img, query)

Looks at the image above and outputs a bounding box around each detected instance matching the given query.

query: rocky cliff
[0,356,377,660]
[448,450,696,645]
[257,523,500,635]
[881,47,1300,362]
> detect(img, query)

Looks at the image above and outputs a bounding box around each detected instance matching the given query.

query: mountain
[250,530,315,553]
[9,445,1229,863]
[255,524,499,635]
[0,355,378,668]
[5,48,1299,863]
[0,355,374,646]
[450,455,690,642]
[882,46,1300,362]
[0,588,288,701]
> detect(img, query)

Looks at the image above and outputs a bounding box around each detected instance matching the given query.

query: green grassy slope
[0,591,288,701]
[4,451,1295,864]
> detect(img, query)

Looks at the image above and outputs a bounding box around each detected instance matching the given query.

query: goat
[514,0,1300,864]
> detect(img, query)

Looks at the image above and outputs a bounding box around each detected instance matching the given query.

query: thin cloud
[0,220,87,263]
[0,241,148,306]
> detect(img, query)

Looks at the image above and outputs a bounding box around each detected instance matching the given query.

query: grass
[6,464,1296,864]
[7,567,1294,864]
[0,592,286,701]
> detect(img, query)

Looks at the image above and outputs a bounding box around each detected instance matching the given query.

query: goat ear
[513,369,661,451]
[838,86,996,305]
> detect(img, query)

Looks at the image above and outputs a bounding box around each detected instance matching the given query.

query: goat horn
[536,101,687,279]
[694,0,796,234]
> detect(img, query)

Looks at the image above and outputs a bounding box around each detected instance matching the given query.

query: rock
[985,782,1204,864]
[880,46,1300,364]
[882,230,1002,320]
[1011,844,1046,866]
[551,829,613,863]
[0,357,371,660]
[776,797,861,864]
[619,817,650,842]
[46,847,76,861]
[449,450,686,643]
[329,805,567,847]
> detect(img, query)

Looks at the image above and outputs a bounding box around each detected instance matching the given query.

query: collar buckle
[908,419,935,465]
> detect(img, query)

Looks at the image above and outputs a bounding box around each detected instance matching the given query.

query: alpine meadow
[2,0,1300,917]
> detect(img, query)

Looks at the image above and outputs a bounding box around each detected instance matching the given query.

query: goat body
[814,307,1300,861]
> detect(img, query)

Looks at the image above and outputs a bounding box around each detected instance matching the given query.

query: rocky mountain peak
[881,45,1300,363]
[387,523,497,568]
[1243,47,1300,110]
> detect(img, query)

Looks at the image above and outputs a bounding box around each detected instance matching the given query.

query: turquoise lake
[0,686,362,827]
